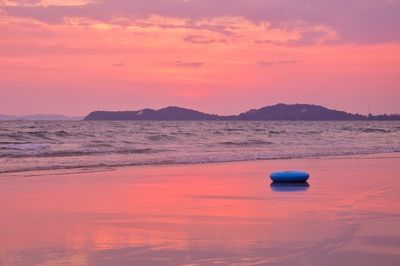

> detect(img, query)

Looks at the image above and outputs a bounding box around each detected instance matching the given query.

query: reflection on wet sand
[0,154,400,265]
[270,181,310,192]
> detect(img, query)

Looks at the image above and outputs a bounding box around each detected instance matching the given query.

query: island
[84,104,400,121]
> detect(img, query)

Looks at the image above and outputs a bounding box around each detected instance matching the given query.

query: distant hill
[368,114,400,121]
[0,114,16,121]
[85,106,222,121]
[0,114,82,121]
[84,104,400,121]
[5,105,396,121]
[237,104,366,121]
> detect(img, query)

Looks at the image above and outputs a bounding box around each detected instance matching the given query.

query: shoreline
[1,151,399,178]
[1,152,400,265]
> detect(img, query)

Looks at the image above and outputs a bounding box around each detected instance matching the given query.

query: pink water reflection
[1,154,400,265]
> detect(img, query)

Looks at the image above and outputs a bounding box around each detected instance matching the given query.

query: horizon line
[2,103,400,118]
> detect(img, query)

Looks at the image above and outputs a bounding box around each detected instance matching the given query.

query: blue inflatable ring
[270,171,310,182]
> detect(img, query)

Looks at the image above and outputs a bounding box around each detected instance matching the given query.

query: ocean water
[0,121,399,174]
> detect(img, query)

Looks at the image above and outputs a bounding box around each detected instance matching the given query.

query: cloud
[113,62,125,67]
[183,35,216,44]
[258,60,297,67]
[1,0,399,43]
[111,16,235,36]
[254,21,339,46]
[254,39,292,46]
[168,61,204,68]
[0,0,92,7]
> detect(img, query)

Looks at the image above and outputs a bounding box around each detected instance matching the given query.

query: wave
[0,143,50,150]
[1,120,399,174]
[0,147,166,159]
[361,128,392,133]
[146,134,177,141]
[26,131,55,140]
[54,130,73,137]
[268,130,285,134]
[1,149,399,175]
[217,140,274,147]
[340,127,394,133]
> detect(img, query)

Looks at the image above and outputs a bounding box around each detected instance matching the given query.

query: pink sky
[0,0,399,116]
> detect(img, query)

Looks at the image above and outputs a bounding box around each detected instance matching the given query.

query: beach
[2,0,399,264]
[0,154,399,265]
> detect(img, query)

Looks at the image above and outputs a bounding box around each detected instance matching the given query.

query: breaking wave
[0,120,399,174]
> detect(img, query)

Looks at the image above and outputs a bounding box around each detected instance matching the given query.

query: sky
[0,0,399,116]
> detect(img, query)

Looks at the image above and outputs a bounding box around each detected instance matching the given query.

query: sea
[0,121,399,174]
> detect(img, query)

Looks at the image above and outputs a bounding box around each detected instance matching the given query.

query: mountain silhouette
[85,106,221,121]
[84,104,399,121]
[0,114,82,121]
[237,104,366,121]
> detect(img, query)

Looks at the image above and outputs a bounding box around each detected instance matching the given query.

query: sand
[0,154,400,265]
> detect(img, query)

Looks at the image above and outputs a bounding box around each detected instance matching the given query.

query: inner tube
[270,171,310,182]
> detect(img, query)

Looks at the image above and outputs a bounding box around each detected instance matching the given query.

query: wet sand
[0,154,400,265]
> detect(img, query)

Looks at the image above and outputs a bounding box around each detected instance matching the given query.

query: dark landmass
[85,107,222,121]
[237,104,367,121]
[367,114,400,121]
[85,104,400,121]
[0,114,15,121]
[0,114,82,121]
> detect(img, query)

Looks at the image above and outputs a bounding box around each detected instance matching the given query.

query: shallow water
[0,155,399,265]
[0,121,399,173]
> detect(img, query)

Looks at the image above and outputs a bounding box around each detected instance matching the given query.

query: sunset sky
[1,0,399,116]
